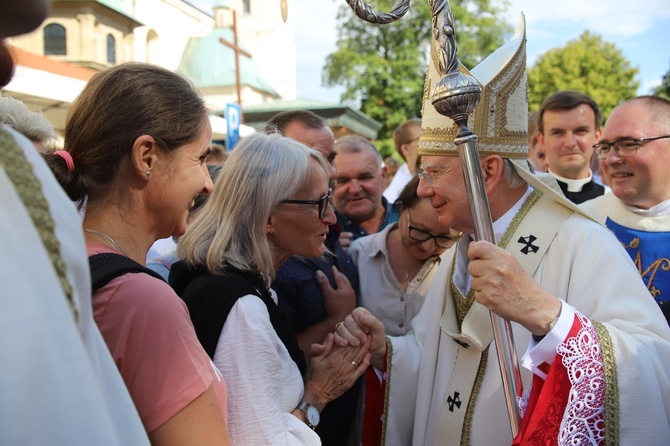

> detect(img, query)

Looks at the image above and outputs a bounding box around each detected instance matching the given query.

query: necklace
[84,229,128,256]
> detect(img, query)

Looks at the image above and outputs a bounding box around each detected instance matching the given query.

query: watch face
[280,0,288,23]
[306,405,320,426]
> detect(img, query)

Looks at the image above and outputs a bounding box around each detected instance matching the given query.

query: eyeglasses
[417,169,442,187]
[593,135,670,160]
[407,211,455,249]
[280,189,332,219]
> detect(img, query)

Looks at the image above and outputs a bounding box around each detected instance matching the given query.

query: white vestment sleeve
[385,254,455,446]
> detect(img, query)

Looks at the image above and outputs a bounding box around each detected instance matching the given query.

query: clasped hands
[325,240,562,371]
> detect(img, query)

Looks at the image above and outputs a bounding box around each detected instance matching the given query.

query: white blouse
[214,289,320,446]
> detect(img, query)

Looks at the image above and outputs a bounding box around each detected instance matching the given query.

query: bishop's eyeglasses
[593,135,670,160]
[280,189,332,220]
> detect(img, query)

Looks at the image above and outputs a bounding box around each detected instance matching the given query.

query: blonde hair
[178,132,330,280]
[392,118,421,161]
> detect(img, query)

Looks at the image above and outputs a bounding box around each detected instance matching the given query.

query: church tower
[222,0,297,99]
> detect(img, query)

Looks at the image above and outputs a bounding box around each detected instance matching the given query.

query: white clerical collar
[460,186,533,294]
[549,169,593,192]
[468,186,533,244]
[624,196,670,217]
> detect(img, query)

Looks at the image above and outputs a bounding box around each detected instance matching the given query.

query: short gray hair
[177,132,330,280]
[476,157,526,189]
[335,135,382,166]
[501,159,526,189]
[0,96,57,145]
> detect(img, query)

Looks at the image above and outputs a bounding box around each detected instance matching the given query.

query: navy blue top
[335,196,400,240]
[274,229,359,333]
[272,227,361,445]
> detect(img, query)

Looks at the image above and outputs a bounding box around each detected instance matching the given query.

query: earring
[146,170,151,178]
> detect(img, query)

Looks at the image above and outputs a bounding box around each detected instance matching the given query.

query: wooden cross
[219,8,251,121]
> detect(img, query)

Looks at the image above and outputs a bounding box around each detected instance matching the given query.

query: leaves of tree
[652,62,670,99]
[322,0,511,150]
[528,30,639,119]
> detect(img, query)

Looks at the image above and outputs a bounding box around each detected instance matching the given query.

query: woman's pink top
[88,243,227,433]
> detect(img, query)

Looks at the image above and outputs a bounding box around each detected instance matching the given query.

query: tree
[322,0,511,150]
[652,63,670,99]
[528,31,639,119]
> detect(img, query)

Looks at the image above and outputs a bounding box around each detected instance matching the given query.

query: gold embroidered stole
[0,128,78,321]
[435,191,575,445]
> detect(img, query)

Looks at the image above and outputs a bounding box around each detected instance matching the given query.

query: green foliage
[652,62,670,99]
[323,0,511,140]
[528,31,640,119]
[375,137,394,159]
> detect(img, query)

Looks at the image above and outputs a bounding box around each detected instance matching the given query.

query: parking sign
[225,103,241,150]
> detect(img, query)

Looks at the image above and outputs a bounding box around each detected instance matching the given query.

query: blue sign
[225,103,241,150]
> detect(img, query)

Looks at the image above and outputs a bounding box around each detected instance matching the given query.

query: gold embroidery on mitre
[421,66,431,118]
[418,16,529,159]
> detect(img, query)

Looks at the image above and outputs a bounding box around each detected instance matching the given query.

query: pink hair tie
[54,150,75,173]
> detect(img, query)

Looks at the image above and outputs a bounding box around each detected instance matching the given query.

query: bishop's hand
[467,240,562,336]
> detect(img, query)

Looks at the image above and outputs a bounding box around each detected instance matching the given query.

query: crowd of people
[2,1,670,445]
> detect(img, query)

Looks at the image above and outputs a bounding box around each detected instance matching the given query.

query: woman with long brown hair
[45,62,230,446]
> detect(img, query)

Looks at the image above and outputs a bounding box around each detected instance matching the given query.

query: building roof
[95,0,142,23]
[178,27,279,97]
[3,47,96,130]
[240,99,383,139]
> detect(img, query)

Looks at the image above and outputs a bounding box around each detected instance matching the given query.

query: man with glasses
[383,118,422,203]
[264,110,361,446]
[537,90,606,204]
[582,95,670,323]
[332,23,670,445]
[349,176,457,337]
[333,136,399,240]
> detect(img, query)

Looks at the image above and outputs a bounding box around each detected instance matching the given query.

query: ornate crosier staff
[342,0,522,436]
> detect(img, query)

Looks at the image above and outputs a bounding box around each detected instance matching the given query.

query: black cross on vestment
[447,391,462,412]
[518,234,539,254]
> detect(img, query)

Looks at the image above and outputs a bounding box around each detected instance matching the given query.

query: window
[107,34,116,64]
[44,23,66,55]
[243,0,251,14]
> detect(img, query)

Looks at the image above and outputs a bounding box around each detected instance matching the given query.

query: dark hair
[335,135,382,165]
[44,63,208,203]
[538,90,602,134]
[392,118,421,161]
[393,175,421,212]
[0,41,15,87]
[264,110,327,134]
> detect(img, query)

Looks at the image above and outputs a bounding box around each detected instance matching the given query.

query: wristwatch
[297,400,320,430]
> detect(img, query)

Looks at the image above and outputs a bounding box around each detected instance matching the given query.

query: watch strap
[297,401,317,430]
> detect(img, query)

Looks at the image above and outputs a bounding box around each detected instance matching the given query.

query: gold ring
[351,360,357,368]
[335,321,343,330]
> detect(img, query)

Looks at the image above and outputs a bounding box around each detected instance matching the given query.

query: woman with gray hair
[171,132,370,446]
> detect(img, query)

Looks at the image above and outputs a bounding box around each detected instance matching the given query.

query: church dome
[178,27,279,97]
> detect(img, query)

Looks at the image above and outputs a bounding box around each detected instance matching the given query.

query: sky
[190,0,670,104]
